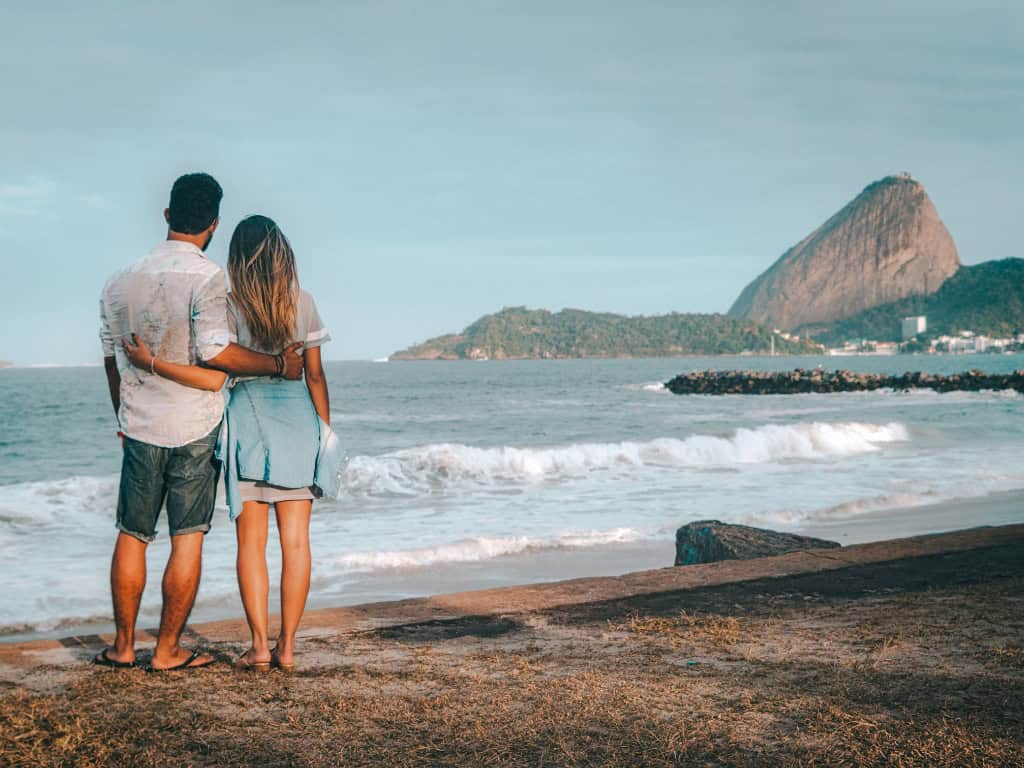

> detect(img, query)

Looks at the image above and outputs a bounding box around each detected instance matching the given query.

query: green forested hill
[390,307,820,360]
[799,258,1024,345]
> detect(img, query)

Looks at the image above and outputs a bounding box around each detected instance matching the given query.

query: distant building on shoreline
[827,329,1023,356]
[901,315,927,340]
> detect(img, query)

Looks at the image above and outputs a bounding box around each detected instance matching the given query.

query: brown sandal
[233,653,271,672]
[271,648,295,672]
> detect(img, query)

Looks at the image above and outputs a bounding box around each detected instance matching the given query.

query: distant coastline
[389,172,1023,362]
[388,352,825,362]
[389,306,820,360]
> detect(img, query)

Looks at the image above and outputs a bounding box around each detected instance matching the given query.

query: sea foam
[0,421,910,511]
[0,475,119,530]
[745,491,943,527]
[334,527,646,572]
[341,421,910,495]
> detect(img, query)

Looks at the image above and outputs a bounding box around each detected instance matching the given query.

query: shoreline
[386,352,1021,361]
[3,519,1022,674]
[5,488,1023,645]
[797,487,1024,544]
[304,486,1024,612]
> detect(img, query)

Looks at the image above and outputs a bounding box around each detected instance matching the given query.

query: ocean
[2,354,1023,641]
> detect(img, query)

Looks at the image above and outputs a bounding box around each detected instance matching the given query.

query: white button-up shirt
[99,240,231,447]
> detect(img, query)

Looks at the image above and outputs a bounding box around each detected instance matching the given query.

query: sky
[0,1,1021,364]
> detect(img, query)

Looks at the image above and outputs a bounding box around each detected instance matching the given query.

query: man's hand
[281,342,305,380]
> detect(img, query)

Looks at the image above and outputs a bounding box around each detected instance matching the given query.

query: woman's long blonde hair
[228,215,298,352]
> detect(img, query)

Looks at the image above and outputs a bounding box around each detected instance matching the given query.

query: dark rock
[675,520,840,566]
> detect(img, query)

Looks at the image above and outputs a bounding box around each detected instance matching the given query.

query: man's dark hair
[167,173,223,234]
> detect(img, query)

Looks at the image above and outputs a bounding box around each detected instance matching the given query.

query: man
[96,173,303,671]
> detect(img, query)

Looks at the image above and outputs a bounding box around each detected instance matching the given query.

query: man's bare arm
[204,342,304,379]
[303,346,330,424]
[192,268,302,379]
[103,356,121,416]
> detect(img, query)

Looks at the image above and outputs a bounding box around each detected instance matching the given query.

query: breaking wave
[334,527,646,572]
[0,475,119,531]
[341,421,909,495]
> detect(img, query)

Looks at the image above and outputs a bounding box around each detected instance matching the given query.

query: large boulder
[675,520,840,566]
[729,174,959,330]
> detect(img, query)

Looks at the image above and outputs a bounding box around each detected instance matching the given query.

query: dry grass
[990,645,1024,668]
[807,704,1022,767]
[611,608,744,647]
[3,572,1023,767]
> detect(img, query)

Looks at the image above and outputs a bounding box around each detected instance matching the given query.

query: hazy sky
[1,1,1020,363]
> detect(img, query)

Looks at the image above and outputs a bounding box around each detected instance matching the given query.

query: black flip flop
[93,648,136,669]
[149,649,215,673]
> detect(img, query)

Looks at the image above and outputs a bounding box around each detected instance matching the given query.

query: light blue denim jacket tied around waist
[216,378,342,520]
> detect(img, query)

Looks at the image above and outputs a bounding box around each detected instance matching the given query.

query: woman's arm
[303,345,330,424]
[122,334,228,392]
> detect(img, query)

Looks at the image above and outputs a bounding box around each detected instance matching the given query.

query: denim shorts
[116,425,221,542]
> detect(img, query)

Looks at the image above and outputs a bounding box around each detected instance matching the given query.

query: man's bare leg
[150,531,213,669]
[97,532,148,664]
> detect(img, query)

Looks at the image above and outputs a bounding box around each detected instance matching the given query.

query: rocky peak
[729,174,960,330]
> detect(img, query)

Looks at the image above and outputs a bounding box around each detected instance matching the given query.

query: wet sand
[303,488,1024,614]
[2,523,1023,766]
[798,488,1024,545]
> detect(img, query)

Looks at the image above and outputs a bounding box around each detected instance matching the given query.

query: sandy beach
[2,522,1022,767]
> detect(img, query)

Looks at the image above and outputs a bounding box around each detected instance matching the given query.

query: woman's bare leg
[235,501,272,664]
[274,499,312,666]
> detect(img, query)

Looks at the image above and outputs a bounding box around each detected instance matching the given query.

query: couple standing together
[96,173,341,672]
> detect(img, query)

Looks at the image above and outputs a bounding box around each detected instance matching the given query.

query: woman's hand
[119,334,227,391]
[122,333,154,370]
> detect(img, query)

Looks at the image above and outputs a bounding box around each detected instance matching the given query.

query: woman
[123,215,341,672]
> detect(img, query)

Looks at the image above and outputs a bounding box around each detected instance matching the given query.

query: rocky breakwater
[664,368,1024,395]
